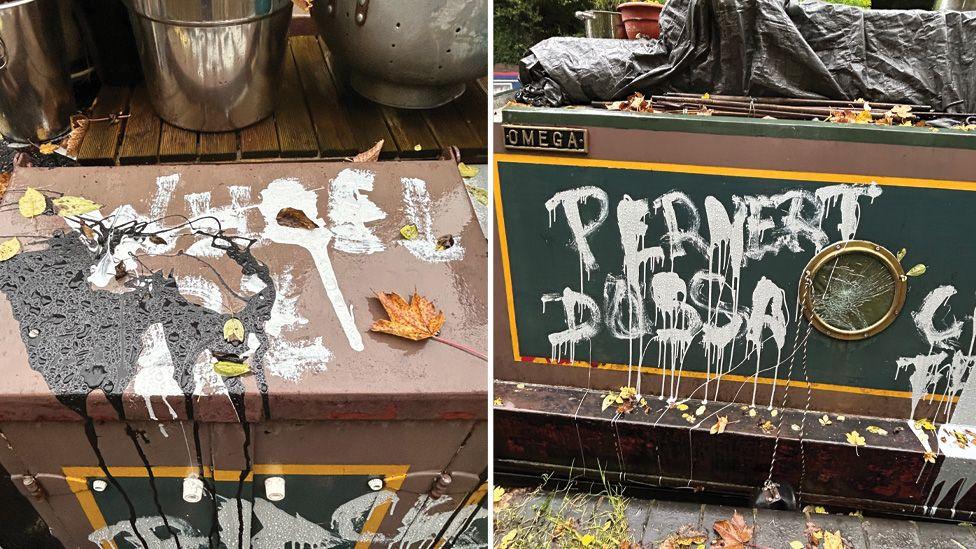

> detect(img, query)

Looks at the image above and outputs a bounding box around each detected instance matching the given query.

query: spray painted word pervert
[541,181,883,406]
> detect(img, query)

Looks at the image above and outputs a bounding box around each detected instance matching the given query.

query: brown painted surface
[0,161,487,422]
[0,160,487,546]
[494,381,972,519]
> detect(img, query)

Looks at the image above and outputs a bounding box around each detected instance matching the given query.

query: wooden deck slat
[320,44,398,159]
[275,45,319,158]
[158,123,198,163]
[291,35,359,157]
[454,83,489,144]
[77,86,130,165]
[240,117,280,159]
[118,86,160,165]
[199,131,238,162]
[423,96,484,163]
[380,106,441,158]
[75,36,486,165]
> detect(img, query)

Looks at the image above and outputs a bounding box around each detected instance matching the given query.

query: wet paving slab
[498,487,976,548]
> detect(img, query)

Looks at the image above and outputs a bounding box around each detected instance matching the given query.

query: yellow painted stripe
[493,154,971,402]
[64,464,411,548]
[494,160,523,361]
[519,355,957,402]
[494,153,976,192]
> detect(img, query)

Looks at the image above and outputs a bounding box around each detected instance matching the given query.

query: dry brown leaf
[276,207,318,229]
[62,116,90,158]
[711,510,752,549]
[291,0,313,11]
[0,172,10,201]
[370,291,445,341]
[352,139,384,163]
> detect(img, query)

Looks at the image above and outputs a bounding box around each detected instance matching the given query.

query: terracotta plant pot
[617,2,664,40]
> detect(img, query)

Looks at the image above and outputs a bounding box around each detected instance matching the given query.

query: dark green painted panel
[498,161,976,399]
[502,108,976,151]
[89,474,378,548]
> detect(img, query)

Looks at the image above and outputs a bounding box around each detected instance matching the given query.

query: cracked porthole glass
[803,241,906,340]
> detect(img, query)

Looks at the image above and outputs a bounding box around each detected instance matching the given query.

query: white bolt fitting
[265,476,286,502]
[368,478,385,491]
[183,475,204,503]
[91,479,108,492]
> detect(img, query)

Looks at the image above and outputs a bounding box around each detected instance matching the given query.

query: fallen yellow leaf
[710,416,728,435]
[53,196,101,217]
[214,360,250,377]
[578,533,595,546]
[748,408,757,418]
[789,541,804,549]
[400,224,419,240]
[370,291,445,341]
[823,530,844,549]
[846,430,866,447]
[18,187,46,218]
[498,529,517,549]
[695,405,706,416]
[458,162,479,178]
[907,264,927,277]
[676,403,689,411]
[916,418,936,431]
[38,143,59,155]
[819,414,832,426]
[0,238,21,261]
[223,318,245,343]
[866,425,888,436]
[493,397,503,406]
[492,486,505,502]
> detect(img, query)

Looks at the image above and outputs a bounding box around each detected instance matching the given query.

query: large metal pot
[123,0,292,132]
[0,0,76,143]
[311,0,488,109]
[575,10,626,39]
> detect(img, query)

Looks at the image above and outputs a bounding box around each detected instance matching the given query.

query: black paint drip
[0,231,277,548]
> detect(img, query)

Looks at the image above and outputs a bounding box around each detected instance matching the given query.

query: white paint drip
[132,323,181,421]
[651,272,702,401]
[400,177,465,263]
[815,183,883,241]
[257,178,363,352]
[543,288,601,365]
[746,277,788,408]
[262,266,333,381]
[327,168,387,254]
[546,186,609,275]
[653,191,708,268]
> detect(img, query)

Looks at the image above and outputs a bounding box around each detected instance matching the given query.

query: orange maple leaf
[370,291,446,341]
[711,510,753,549]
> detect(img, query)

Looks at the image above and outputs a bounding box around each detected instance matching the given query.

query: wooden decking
[75,35,488,166]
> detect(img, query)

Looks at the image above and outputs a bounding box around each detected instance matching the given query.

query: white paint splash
[183,186,254,258]
[327,168,387,254]
[257,177,363,352]
[651,272,702,401]
[401,177,465,263]
[132,323,181,421]
[262,266,333,381]
[175,275,225,314]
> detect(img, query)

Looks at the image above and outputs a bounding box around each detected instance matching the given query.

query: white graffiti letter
[545,187,609,272]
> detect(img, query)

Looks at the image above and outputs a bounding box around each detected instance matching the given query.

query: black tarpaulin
[515,0,976,111]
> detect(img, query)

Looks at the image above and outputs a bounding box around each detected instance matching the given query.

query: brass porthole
[801,240,907,340]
